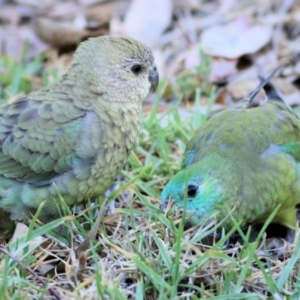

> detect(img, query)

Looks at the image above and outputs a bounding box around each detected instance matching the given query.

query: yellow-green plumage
[0,36,158,221]
[161,70,300,230]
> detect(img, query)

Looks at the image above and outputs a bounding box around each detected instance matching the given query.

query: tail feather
[258,76,284,103]
[233,67,280,109]
[258,70,299,118]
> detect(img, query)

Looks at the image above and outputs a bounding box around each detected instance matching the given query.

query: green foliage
[177,49,213,100]
[0,44,59,103]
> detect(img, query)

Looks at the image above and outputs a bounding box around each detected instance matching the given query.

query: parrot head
[161,162,224,226]
[69,36,159,102]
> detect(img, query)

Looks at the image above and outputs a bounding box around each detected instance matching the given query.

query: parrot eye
[131,64,142,74]
[187,184,198,198]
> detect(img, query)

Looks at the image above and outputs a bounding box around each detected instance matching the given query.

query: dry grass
[1,193,300,299]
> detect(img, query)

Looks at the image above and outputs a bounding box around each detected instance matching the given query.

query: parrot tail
[233,67,280,109]
[259,69,299,118]
[258,74,283,103]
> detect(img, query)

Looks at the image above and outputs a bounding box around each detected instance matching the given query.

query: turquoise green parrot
[161,69,300,231]
[0,36,158,221]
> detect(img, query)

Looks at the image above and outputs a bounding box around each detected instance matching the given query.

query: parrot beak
[160,198,174,212]
[149,64,159,93]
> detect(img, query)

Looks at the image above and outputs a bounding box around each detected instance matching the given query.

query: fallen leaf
[85,1,128,26]
[216,79,262,105]
[32,16,104,47]
[183,44,201,69]
[201,17,272,59]
[8,223,45,256]
[0,24,48,60]
[121,0,173,47]
[215,77,300,106]
[209,57,237,83]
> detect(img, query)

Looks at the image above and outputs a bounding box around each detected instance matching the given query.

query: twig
[0,246,62,300]
[75,200,107,257]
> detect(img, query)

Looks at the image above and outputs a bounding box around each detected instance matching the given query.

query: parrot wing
[0,95,87,185]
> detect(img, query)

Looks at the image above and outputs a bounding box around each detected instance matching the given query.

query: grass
[0,49,300,300]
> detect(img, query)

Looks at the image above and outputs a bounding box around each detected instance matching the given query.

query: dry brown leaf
[8,223,45,257]
[209,58,237,83]
[219,79,265,105]
[85,1,128,26]
[183,44,201,69]
[272,78,300,106]
[32,16,104,47]
[201,17,272,59]
[216,77,300,106]
[37,2,83,18]
[0,4,35,23]
[0,24,47,60]
[174,0,200,10]
[121,0,173,47]
[216,0,236,14]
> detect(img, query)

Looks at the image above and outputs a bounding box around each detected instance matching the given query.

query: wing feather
[0,95,87,184]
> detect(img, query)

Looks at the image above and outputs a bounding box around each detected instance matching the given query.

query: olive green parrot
[161,69,300,231]
[0,36,158,221]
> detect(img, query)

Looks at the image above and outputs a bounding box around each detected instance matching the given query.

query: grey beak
[160,200,169,211]
[149,64,159,92]
[160,199,174,212]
